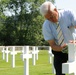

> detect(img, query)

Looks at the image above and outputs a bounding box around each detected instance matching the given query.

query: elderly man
[40,1,76,75]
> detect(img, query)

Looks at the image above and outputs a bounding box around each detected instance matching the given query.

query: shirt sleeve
[70,10,76,26]
[42,21,54,41]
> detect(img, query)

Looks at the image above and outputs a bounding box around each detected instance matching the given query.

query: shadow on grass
[43,72,52,74]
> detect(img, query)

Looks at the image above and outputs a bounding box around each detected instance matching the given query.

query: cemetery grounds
[0,50,54,75]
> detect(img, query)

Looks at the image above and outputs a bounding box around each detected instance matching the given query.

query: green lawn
[0,50,54,75]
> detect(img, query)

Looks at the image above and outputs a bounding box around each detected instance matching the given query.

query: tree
[0,0,55,46]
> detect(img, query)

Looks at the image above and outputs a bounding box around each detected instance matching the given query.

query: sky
[55,0,76,13]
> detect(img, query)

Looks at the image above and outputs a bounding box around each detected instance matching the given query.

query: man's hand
[61,44,68,53]
[69,40,76,43]
[61,44,67,48]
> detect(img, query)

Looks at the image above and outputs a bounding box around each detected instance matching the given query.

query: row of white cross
[1,44,76,75]
[0,46,39,67]
[0,46,53,75]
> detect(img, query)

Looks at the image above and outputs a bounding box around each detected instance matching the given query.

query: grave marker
[35,46,39,60]
[62,43,76,75]
[21,46,32,75]
[1,46,5,60]
[32,46,36,65]
[48,47,55,74]
[10,46,17,68]
[5,47,10,62]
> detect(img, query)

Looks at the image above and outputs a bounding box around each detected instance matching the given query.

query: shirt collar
[58,10,62,22]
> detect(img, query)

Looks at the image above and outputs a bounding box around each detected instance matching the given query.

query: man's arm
[74,26,76,28]
[48,40,67,52]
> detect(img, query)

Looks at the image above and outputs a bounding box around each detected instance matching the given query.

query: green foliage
[0,0,55,46]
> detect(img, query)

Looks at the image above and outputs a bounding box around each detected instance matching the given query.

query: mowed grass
[0,50,54,75]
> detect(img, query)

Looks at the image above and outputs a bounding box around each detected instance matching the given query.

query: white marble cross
[48,47,53,64]
[48,47,55,74]
[5,46,10,62]
[35,46,39,60]
[32,46,36,65]
[10,46,17,68]
[21,46,32,75]
[22,46,25,61]
[32,46,39,65]
[62,43,76,75]
[1,46,5,60]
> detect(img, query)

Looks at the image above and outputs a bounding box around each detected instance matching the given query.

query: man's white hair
[40,1,55,16]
